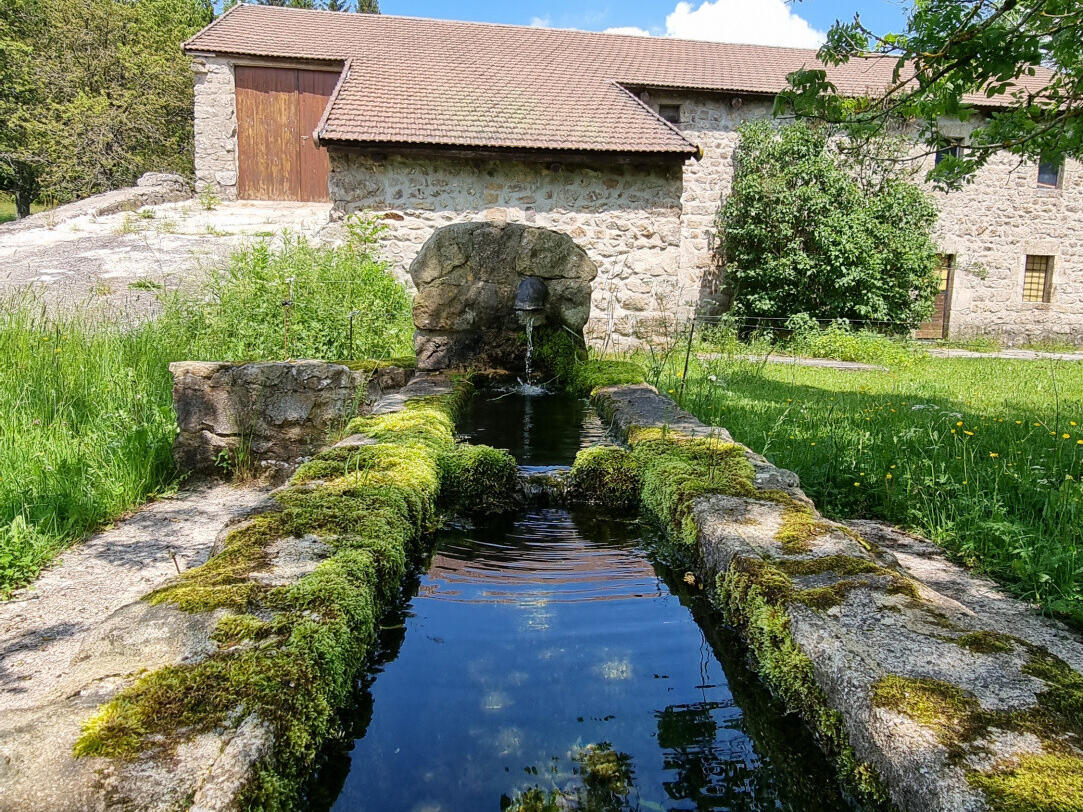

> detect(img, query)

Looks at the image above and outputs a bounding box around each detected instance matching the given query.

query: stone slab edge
[0,374,450,811]
[591,382,1083,812]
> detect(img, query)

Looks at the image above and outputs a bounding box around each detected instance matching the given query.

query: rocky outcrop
[410,221,598,370]
[0,173,192,235]
[591,383,1083,812]
[170,361,413,474]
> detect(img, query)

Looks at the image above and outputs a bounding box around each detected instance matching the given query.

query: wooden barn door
[915,254,955,339]
[235,66,338,202]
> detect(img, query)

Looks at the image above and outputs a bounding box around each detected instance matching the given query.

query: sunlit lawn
[652,351,1083,625]
[0,194,48,224]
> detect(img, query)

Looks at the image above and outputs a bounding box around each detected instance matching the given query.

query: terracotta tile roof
[184,5,1049,156]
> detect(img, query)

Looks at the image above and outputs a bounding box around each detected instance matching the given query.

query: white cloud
[603,25,652,37]
[607,0,825,49]
[529,15,551,27]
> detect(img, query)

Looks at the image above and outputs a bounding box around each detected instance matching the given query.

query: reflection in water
[311,509,845,811]
[456,390,609,473]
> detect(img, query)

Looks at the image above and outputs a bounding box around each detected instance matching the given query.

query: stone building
[185,5,1081,347]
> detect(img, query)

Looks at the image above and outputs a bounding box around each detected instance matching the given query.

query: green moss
[146,513,284,612]
[439,443,519,514]
[212,614,272,647]
[774,554,920,609]
[957,630,1016,655]
[871,652,1083,804]
[627,428,756,546]
[968,754,1083,812]
[778,555,885,578]
[568,360,646,397]
[716,556,892,809]
[76,382,477,806]
[568,445,641,510]
[775,504,832,554]
[872,675,981,743]
[576,742,633,805]
[502,787,563,812]
[1022,645,1083,743]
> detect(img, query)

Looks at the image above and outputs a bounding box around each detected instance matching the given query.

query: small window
[658,104,681,125]
[937,254,955,291]
[1022,255,1053,303]
[1037,158,1062,188]
[935,139,963,166]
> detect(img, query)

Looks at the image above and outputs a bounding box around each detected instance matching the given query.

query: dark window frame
[1022,255,1054,303]
[935,138,963,166]
[1037,158,1063,188]
[658,104,681,125]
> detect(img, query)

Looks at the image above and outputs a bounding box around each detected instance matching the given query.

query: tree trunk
[13,189,31,219]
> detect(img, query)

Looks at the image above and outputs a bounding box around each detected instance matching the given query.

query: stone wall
[189,51,1082,347]
[593,382,1083,812]
[170,360,411,473]
[191,56,238,200]
[931,149,1083,344]
[328,151,685,349]
[659,95,1083,344]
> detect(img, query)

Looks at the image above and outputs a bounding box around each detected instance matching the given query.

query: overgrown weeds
[0,220,414,595]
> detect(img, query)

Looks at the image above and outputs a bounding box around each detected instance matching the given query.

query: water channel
[308,390,845,811]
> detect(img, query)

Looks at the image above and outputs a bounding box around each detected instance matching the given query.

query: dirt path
[926,347,1083,362]
[0,480,270,711]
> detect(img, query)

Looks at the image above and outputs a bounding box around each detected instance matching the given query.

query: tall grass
[0,300,179,590]
[654,347,1083,625]
[157,219,414,362]
[0,222,413,595]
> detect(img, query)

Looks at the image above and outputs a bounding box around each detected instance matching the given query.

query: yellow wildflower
[989,452,999,458]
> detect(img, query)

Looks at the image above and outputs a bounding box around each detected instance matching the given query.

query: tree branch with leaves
[778,0,1081,188]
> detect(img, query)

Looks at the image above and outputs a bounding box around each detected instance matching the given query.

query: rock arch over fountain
[409,221,598,370]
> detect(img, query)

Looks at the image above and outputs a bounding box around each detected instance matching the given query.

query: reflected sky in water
[311,393,845,811]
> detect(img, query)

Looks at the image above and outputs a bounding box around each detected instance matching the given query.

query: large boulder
[410,222,597,370]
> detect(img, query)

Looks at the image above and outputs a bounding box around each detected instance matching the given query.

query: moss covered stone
[872,675,981,743]
[439,443,519,514]
[716,557,892,809]
[775,504,834,555]
[968,754,1083,812]
[957,630,1016,655]
[75,384,480,807]
[626,427,756,547]
[568,445,640,510]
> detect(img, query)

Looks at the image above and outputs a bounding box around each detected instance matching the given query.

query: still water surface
[311,391,845,811]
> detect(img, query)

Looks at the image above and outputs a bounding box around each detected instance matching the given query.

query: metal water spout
[514,277,548,326]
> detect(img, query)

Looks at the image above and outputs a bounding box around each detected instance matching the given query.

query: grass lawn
[0,193,48,224]
[652,349,1083,626]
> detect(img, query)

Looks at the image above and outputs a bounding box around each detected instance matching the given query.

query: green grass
[0,194,48,224]
[652,347,1083,624]
[0,222,413,596]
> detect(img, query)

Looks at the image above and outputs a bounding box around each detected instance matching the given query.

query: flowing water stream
[307,390,845,811]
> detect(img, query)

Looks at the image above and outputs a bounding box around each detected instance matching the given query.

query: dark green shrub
[717,121,939,332]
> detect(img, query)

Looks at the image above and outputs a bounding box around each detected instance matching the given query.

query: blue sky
[375,0,912,48]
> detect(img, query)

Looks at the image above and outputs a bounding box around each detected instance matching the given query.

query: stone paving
[0,198,331,314]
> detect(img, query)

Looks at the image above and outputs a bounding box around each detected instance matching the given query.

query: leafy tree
[781,0,1082,188]
[716,121,940,332]
[356,0,379,11]
[1,0,213,215]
